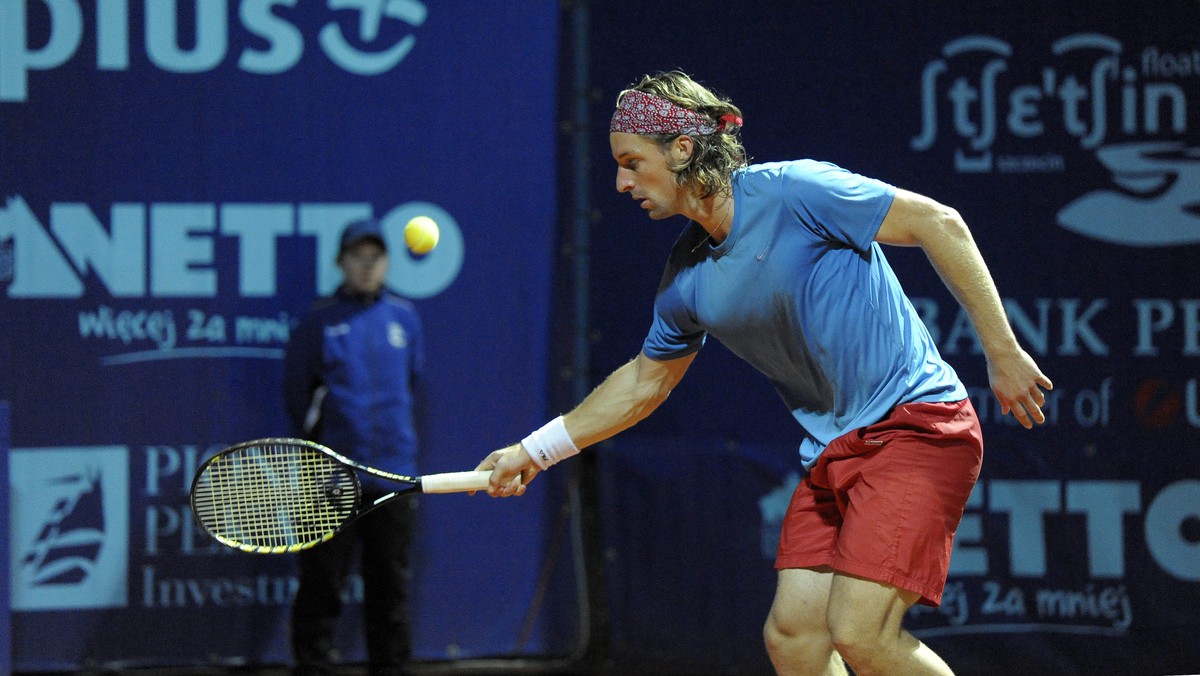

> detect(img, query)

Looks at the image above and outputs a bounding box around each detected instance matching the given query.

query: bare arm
[876,189,1053,428]
[477,351,696,495]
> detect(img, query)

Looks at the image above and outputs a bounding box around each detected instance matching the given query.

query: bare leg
[763,567,848,676]
[826,573,953,676]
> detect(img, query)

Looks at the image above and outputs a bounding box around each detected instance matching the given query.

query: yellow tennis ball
[404,216,439,254]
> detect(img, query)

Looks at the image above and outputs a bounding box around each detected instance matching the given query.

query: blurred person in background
[284,218,426,676]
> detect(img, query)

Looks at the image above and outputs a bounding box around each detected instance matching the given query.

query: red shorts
[775,399,982,606]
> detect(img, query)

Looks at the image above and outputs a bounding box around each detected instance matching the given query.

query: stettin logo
[910,33,1200,247]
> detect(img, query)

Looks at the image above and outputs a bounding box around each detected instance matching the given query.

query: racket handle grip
[421,470,493,494]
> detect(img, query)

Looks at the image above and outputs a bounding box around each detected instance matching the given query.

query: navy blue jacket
[283,287,424,482]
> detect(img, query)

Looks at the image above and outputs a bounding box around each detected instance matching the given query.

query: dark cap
[339,218,387,254]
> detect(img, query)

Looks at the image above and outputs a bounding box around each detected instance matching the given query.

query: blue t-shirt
[643,159,965,468]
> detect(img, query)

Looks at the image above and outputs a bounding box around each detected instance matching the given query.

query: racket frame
[190,437,488,554]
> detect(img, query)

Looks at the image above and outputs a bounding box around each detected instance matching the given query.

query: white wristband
[521,416,580,470]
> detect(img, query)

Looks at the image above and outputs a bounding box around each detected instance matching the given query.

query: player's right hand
[987,347,1054,429]
[475,443,540,497]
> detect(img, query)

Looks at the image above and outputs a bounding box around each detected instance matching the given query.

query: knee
[763,607,797,646]
[763,609,833,667]
[827,615,892,669]
[762,611,791,656]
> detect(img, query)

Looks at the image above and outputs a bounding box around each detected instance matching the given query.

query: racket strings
[192,442,358,551]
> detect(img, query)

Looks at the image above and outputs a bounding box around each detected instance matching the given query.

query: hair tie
[717,114,743,132]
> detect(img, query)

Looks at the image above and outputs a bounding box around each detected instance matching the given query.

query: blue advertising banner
[2,1,562,670]
[1,401,9,676]
[585,1,1199,674]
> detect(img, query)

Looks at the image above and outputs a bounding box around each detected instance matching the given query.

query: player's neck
[693,195,734,243]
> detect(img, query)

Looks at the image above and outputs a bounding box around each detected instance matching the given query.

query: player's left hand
[987,348,1054,429]
[474,444,540,497]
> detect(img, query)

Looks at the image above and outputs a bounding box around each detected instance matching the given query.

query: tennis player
[478,71,1052,675]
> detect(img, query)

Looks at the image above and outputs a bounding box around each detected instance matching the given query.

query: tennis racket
[190,437,491,554]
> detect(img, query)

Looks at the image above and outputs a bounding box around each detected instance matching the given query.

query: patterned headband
[610,89,743,136]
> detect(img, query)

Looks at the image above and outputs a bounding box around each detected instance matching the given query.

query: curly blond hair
[620,71,748,199]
